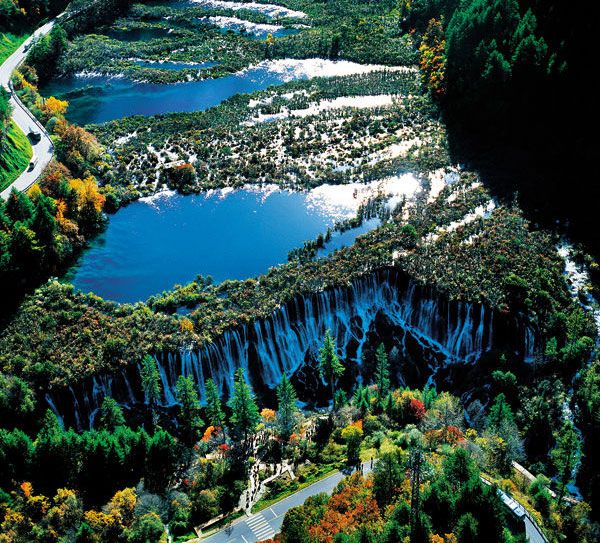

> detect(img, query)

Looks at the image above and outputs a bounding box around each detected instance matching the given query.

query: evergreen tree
[318,329,344,410]
[140,355,161,427]
[145,430,178,493]
[487,393,514,430]
[374,343,390,407]
[0,428,34,488]
[32,194,57,248]
[455,512,479,543]
[353,385,371,416]
[373,449,404,507]
[175,375,204,446]
[551,420,581,507]
[5,189,34,224]
[276,374,299,442]
[204,378,225,429]
[97,396,125,431]
[486,393,523,473]
[228,368,260,445]
[333,389,348,410]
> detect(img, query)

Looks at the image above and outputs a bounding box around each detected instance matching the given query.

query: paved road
[483,477,547,543]
[201,462,374,543]
[0,19,58,199]
[200,465,547,543]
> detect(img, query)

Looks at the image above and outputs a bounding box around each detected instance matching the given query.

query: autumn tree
[68,176,105,233]
[419,18,447,97]
[42,95,68,118]
[341,424,363,467]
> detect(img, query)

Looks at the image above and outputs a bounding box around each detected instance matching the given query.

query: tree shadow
[445,117,600,258]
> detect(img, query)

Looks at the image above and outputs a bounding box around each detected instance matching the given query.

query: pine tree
[276,374,299,441]
[373,449,404,507]
[228,368,260,445]
[5,189,34,224]
[374,343,390,407]
[175,375,204,446]
[97,396,125,431]
[486,393,514,431]
[140,355,161,427]
[318,329,344,410]
[333,389,348,410]
[32,193,57,248]
[353,385,371,415]
[551,420,581,507]
[204,378,225,429]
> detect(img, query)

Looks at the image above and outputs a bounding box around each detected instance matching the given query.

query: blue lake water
[65,188,378,303]
[41,62,311,125]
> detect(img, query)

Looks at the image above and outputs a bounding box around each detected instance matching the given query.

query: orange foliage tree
[309,474,382,542]
[419,19,447,97]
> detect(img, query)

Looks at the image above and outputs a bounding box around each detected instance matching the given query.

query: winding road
[199,465,548,543]
[200,462,374,543]
[0,18,58,199]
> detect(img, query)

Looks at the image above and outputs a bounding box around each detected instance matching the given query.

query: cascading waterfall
[46,269,534,429]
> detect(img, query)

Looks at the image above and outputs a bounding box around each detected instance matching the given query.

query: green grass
[0,121,33,191]
[0,33,27,64]
[193,509,245,541]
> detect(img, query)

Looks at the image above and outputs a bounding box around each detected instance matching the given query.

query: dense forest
[408,0,596,252]
[0,0,598,542]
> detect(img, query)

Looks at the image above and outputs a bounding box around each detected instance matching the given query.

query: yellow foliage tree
[69,176,106,214]
[43,96,69,117]
[105,487,137,528]
[419,18,447,97]
[180,317,194,333]
[261,408,276,423]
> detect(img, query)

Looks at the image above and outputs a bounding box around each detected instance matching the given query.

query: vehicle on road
[28,154,38,171]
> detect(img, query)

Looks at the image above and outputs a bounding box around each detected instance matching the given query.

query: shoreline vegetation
[0,0,598,541]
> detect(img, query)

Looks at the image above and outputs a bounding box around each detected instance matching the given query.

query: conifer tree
[204,378,225,429]
[318,329,344,410]
[276,374,299,442]
[97,396,125,431]
[140,355,161,427]
[175,375,203,446]
[374,343,390,407]
[551,420,581,507]
[228,368,260,445]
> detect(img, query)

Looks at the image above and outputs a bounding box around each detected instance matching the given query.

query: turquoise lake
[41,62,313,125]
[65,188,378,303]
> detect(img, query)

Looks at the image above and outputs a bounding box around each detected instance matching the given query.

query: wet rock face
[46,269,534,429]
